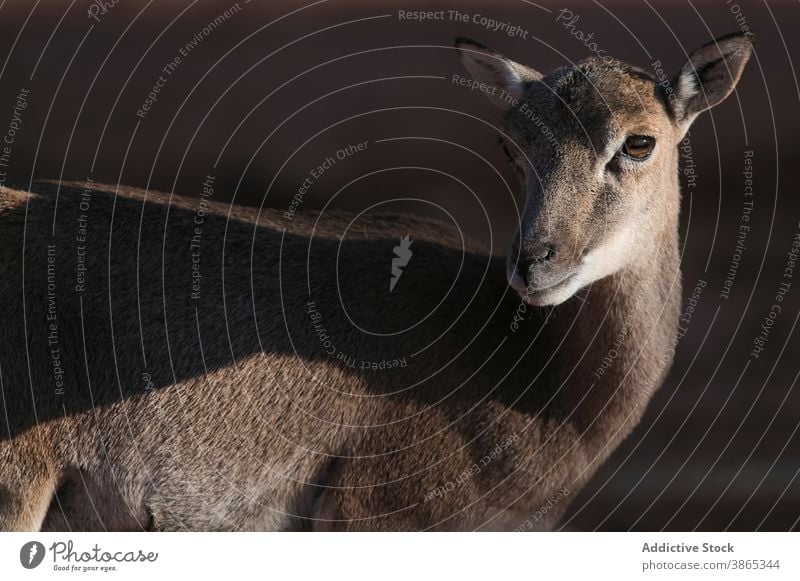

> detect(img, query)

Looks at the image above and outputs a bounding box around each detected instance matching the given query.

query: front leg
[0,434,58,531]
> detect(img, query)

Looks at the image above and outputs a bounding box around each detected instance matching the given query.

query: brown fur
[0,33,752,531]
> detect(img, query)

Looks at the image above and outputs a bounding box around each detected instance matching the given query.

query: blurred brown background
[0,0,798,530]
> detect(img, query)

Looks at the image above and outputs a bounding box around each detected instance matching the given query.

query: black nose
[530,244,557,263]
[516,244,558,287]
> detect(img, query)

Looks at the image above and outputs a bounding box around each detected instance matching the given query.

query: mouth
[507,262,581,306]
[526,272,576,294]
[527,274,578,304]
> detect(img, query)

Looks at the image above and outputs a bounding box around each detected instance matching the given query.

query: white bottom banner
[0,532,796,580]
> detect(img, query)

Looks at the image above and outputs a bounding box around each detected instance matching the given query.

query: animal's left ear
[672,32,754,130]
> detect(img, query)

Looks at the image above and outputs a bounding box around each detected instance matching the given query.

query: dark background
[0,0,798,530]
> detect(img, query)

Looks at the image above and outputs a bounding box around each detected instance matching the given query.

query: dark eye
[500,141,514,165]
[500,139,526,182]
[621,135,655,160]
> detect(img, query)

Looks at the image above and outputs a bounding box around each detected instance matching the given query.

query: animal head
[456,33,753,306]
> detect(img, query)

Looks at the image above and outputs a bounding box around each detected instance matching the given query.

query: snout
[507,236,583,300]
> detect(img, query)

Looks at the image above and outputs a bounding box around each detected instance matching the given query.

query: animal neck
[538,212,682,449]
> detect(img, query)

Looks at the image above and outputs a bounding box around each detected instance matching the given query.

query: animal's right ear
[455,37,541,111]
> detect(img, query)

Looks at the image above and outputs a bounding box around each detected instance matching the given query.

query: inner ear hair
[455,37,541,110]
[672,32,754,124]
